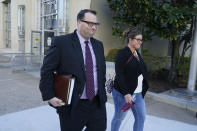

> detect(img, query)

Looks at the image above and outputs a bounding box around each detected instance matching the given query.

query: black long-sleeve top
[114,46,149,98]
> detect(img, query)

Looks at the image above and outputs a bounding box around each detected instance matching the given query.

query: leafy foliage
[107,0,197,41]
[106,48,120,62]
[107,0,197,81]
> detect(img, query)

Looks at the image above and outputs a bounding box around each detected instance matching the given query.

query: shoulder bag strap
[125,55,133,67]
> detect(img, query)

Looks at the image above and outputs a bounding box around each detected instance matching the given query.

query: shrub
[106,48,120,62]
[175,57,191,88]
[142,49,170,72]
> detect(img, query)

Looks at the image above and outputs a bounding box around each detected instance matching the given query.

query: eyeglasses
[81,20,100,27]
[133,38,143,43]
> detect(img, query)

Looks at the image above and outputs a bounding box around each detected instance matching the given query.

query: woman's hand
[124,94,133,104]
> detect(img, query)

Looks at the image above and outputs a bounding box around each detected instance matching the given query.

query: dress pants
[57,95,107,131]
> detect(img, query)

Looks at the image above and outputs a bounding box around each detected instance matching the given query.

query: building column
[187,17,197,92]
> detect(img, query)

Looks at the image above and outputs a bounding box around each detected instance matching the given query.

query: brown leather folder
[53,74,75,104]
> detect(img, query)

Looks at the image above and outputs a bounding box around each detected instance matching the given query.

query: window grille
[5,2,11,48]
[18,5,25,36]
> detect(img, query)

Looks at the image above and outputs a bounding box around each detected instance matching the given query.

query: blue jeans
[111,89,146,131]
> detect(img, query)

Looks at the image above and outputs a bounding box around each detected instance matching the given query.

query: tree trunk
[181,41,187,58]
[168,40,179,82]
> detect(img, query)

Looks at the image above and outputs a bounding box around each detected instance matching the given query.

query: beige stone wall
[10,0,21,52]
[14,0,40,53]
[1,0,123,55]
[66,0,126,56]
[0,0,92,53]
[24,0,32,53]
[25,0,40,53]
[68,0,91,33]
[0,0,40,53]
[90,0,125,56]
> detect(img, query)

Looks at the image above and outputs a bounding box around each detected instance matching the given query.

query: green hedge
[106,48,120,62]
[142,49,170,72]
[175,57,191,87]
[142,49,193,88]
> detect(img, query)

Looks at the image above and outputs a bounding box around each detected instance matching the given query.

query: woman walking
[111,27,150,131]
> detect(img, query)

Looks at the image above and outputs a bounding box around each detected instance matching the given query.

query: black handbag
[106,55,134,93]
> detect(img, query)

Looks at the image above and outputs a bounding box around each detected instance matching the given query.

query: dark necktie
[84,41,95,100]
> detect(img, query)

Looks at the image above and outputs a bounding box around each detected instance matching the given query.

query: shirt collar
[76,30,90,44]
[134,50,138,56]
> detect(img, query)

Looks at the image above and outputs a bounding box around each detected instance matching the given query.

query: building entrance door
[31,31,41,55]
[44,31,54,55]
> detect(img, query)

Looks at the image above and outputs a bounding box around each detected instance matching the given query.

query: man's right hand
[48,97,65,107]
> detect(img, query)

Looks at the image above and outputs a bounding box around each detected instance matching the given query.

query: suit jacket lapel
[90,38,100,70]
[70,32,100,80]
[71,31,85,74]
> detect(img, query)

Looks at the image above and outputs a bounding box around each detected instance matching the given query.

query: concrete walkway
[0,103,197,131]
[0,66,197,131]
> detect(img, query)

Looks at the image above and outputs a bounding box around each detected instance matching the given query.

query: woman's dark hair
[77,9,97,21]
[123,27,142,43]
